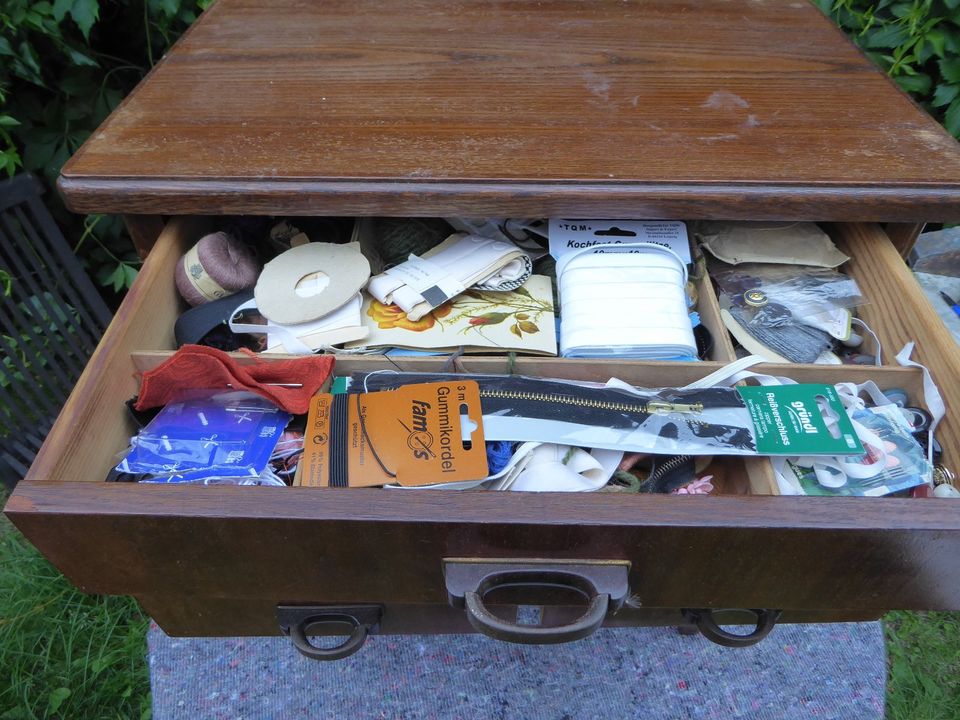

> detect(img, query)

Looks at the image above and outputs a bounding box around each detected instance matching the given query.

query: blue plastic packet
[116,391,291,483]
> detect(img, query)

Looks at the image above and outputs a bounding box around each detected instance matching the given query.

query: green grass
[1,491,959,720]
[885,610,960,720]
[0,498,151,720]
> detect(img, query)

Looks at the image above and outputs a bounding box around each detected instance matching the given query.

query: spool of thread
[175,232,260,306]
[882,387,909,407]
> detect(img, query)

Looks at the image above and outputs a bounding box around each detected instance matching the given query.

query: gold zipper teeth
[478,389,649,413]
[477,389,703,414]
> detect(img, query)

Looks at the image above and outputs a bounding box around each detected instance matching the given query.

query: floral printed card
[347,275,557,355]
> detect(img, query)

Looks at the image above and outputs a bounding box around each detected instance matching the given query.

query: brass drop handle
[277,605,383,661]
[445,559,630,645]
[682,608,782,648]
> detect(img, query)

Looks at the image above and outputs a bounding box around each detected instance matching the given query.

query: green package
[736,384,864,456]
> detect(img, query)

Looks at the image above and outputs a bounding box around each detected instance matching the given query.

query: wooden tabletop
[60,0,960,220]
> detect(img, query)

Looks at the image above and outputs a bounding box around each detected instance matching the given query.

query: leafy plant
[818,0,960,135]
[0,292,83,440]
[0,0,210,299]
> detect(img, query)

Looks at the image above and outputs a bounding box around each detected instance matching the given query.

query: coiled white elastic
[556,242,696,359]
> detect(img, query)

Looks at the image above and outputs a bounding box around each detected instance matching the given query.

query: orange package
[298,380,487,488]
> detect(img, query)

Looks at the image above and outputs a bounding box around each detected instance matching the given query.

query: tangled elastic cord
[851,318,882,365]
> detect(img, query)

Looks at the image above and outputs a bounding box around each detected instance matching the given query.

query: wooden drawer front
[7,217,960,639]
[10,479,960,609]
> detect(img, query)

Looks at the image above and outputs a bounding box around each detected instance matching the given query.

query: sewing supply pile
[694,221,879,365]
[110,344,952,499]
[171,216,723,362]
[105,216,957,500]
[173,218,563,358]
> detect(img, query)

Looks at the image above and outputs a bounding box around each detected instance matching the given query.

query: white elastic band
[229,298,315,355]
[680,355,770,389]
[851,318,883,365]
[558,242,694,359]
[490,443,615,492]
[230,296,365,354]
[555,241,689,281]
[368,234,528,320]
[896,342,946,468]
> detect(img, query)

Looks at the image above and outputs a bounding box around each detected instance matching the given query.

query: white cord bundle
[557,243,696,359]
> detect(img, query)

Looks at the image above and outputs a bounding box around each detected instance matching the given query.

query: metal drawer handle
[464,572,609,645]
[290,613,367,661]
[445,559,630,645]
[683,608,782,648]
[277,605,382,661]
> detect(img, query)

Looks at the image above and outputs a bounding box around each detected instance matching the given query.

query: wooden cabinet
[7,0,960,651]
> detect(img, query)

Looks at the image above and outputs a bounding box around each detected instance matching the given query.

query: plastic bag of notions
[712,264,866,364]
[110,390,302,485]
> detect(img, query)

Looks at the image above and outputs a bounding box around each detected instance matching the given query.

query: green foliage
[0,0,211,296]
[885,610,960,719]
[818,0,960,136]
[0,497,151,720]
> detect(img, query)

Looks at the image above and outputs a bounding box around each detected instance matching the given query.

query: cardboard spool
[254,242,371,325]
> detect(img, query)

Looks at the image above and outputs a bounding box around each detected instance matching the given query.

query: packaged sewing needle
[116,390,291,483]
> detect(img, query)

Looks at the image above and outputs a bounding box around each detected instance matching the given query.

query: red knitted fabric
[135,345,335,415]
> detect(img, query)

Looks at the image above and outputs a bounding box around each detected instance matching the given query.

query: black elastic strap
[329,393,349,487]
[174,288,255,347]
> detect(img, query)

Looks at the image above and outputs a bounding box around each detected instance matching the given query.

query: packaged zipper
[349,372,862,457]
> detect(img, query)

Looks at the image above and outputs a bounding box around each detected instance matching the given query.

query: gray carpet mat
[148,621,885,719]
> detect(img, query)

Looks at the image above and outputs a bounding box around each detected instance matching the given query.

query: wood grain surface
[59,0,960,219]
[123,215,166,258]
[9,482,960,612]
[882,222,925,258]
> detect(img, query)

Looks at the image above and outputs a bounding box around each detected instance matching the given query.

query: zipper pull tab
[646,401,705,414]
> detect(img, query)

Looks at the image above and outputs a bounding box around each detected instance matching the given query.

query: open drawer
[15,0,960,654]
[7,217,960,647]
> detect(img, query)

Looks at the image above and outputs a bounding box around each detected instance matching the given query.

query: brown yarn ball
[175,232,260,306]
